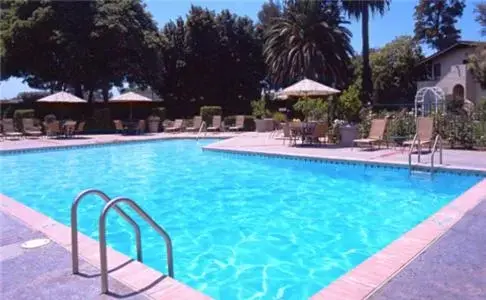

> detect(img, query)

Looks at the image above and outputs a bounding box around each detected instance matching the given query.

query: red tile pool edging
[0,194,212,300]
[311,178,486,300]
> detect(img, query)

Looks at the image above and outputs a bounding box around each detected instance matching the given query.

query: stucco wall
[417,47,485,103]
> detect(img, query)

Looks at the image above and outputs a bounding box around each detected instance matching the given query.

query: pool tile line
[0,135,230,155]
[203,146,486,176]
[0,194,212,300]
[311,178,486,300]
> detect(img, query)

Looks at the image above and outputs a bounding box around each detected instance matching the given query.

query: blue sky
[0,0,483,99]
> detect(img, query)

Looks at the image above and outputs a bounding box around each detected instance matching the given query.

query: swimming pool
[0,139,482,299]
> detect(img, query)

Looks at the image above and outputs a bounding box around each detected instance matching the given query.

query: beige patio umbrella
[109,92,153,120]
[279,78,341,97]
[37,91,87,119]
[37,91,87,103]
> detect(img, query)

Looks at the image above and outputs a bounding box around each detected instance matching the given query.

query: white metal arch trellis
[414,87,446,117]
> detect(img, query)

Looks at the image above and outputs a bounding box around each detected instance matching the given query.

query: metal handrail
[71,189,142,274]
[430,134,443,172]
[196,121,207,140]
[99,197,174,294]
[408,134,418,172]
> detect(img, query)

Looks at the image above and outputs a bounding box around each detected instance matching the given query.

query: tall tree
[369,36,424,105]
[263,0,353,87]
[475,1,486,36]
[341,0,390,106]
[257,0,282,32]
[0,0,163,101]
[414,0,466,51]
[468,46,486,89]
[157,7,265,117]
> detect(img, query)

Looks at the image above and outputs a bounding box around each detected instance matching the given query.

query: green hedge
[151,107,166,121]
[224,115,255,131]
[13,109,35,131]
[86,108,113,131]
[200,106,222,125]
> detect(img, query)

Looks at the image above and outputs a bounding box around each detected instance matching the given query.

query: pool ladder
[408,134,443,174]
[71,189,174,294]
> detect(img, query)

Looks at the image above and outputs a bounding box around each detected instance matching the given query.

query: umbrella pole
[130,103,133,121]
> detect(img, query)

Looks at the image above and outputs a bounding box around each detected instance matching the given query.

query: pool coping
[311,178,486,300]
[0,194,212,300]
[202,146,486,175]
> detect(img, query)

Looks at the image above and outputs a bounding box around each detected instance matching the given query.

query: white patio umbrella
[278,78,341,98]
[109,92,153,120]
[37,91,87,103]
[37,91,87,119]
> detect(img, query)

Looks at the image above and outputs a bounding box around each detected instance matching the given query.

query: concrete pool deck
[1,132,485,299]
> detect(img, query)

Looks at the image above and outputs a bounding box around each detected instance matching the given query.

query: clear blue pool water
[0,139,482,299]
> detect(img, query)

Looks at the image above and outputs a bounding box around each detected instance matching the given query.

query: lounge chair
[185,116,202,132]
[207,115,222,132]
[113,120,126,134]
[45,121,61,137]
[22,118,43,137]
[403,117,434,152]
[229,115,245,131]
[353,118,388,150]
[165,119,184,132]
[2,119,23,140]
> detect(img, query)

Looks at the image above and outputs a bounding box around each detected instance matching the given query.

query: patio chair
[136,120,146,135]
[185,116,202,132]
[113,120,126,134]
[207,115,222,132]
[353,118,388,150]
[403,117,434,152]
[22,118,43,137]
[45,121,61,138]
[281,122,292,145]
[310,122,328,145]
[75,121,86,135]
[229,115,245,131]
[1,119,23,140]
[165,119,184,132]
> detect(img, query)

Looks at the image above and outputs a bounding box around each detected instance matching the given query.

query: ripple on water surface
[0,139,482,300]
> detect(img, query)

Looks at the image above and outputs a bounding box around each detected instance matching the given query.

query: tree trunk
[88,90,94,103]
[102,87,109,103]
[361,7,373,106]
[74,84,83,99]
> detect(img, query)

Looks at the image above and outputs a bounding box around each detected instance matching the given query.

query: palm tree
[263,0,353,87]
[342,0,391,105]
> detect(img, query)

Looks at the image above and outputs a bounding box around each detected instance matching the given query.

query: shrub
[151,107,166,121]
[272,111,286,123]
[200,106,222,125]
[386,110,415,140]
[336,83,362,123]
[293,97,328,121]
[251,99,271,119]
[87,108,112,131]
[224,115,255,131]
[13,109,35,130]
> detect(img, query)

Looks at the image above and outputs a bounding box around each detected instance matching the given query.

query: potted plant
[251,99,273,132]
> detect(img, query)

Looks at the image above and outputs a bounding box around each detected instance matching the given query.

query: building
[416,41,486,105]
